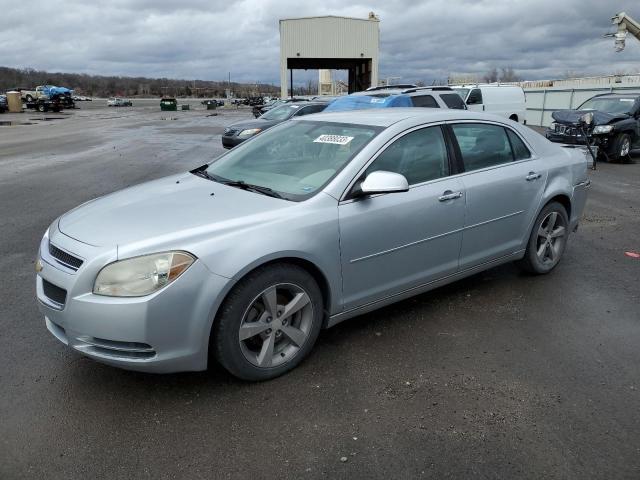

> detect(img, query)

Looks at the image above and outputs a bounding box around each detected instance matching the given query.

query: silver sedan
[36,109,590,380]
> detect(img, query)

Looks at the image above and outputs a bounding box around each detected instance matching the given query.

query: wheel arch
[509,114,519,122]
[210,254,335,332]
[544,193,572,220]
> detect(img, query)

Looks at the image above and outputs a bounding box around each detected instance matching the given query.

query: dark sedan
[222,102,327,149]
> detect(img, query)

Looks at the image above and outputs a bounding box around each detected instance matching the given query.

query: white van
[451,85,526,123]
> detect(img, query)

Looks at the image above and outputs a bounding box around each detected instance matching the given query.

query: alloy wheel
[620,137,631,157]
[238,283,314,368]
[536,211,566,266]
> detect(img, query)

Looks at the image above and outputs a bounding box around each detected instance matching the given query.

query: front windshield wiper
[222,180,286,199]
[190,165,229,183]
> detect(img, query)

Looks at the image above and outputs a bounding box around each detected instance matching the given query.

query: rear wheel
[212,263,323,381]
[37,103,46,112]
[516,202,569,274]
[25,95,33,102]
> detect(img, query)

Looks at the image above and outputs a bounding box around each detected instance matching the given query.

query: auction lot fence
[522,75,640,127]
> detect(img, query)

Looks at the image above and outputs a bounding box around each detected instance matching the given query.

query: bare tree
[483,67,499,83]
[499,67,521,82]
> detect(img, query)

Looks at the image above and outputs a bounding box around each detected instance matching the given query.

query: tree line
[0,66,284,98]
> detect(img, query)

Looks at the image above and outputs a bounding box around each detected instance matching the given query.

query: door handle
[526,172,542,181]
[438,191,463,202]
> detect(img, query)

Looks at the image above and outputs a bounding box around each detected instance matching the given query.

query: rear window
[506,129,531,160]
[440,93,466,110]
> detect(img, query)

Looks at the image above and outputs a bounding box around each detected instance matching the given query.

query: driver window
[366,126,449,185]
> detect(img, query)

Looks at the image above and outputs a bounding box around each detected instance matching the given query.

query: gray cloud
[1,0,638,85]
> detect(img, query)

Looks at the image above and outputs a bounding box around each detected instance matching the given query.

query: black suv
[546,93,639,162]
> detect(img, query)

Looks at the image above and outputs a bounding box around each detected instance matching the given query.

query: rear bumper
[570,179,591,232]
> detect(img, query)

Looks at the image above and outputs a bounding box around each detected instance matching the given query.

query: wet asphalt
[0,102,639,479]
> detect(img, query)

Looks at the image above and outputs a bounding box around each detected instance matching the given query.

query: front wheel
[610,133,632,163]
[516,202,569,274]
[212,264,323,381]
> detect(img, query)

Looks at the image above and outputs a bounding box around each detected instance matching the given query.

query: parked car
[323,86,467,112]
[107,98,133,107]
[222,102,327,148]
[546,93,640,162]
[160,98,178,111]
[0,95,6,113]
[451,84,526,123]
[252,98,307,118]
[36,109,590,380]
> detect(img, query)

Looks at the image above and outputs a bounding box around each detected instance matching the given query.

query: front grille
[49,243,83,270]
[42,279,67,306]
[554,124,578,136]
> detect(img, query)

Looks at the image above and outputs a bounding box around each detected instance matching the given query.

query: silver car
[36,109,590,380]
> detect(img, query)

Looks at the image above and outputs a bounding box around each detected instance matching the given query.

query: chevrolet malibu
[36,109,590,381]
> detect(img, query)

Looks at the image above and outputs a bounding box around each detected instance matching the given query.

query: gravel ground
[0,102,639,479]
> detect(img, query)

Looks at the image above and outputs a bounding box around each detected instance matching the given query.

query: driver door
[338,125,466,310]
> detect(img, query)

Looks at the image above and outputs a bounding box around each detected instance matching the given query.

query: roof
[280,15,379,23]
[297,108,509,128]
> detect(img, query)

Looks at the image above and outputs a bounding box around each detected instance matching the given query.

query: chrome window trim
[338,121,451,203]
[339,119,538,204]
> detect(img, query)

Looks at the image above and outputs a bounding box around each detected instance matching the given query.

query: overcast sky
[2,0,639,85]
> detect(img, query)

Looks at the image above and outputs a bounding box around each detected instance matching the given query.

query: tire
[516,202,569,275]
[610,133,632,163]
[37,103,46,113]
[212,263,323,381]
[25,95,33,102]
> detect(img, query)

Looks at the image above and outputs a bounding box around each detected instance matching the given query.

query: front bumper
[545,130,588,145]
[36,222,230,373]
[221,135,246,149]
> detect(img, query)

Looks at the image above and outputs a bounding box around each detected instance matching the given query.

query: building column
[370,57,379,88]
[280,59,288,99]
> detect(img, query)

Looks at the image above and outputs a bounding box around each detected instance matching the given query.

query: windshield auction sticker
[314,135,354,145]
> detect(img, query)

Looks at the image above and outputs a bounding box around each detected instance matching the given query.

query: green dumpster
[160,98,177,111]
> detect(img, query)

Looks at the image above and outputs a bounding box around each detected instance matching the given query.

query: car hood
[228,118,279,131]
[551,109,629,126]
[58,172,289,248]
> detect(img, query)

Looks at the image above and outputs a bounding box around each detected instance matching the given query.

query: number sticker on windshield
[314,135,354,145]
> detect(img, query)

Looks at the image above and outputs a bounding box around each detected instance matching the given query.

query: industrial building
[279,14,380,98]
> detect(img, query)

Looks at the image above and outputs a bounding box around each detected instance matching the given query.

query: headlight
[592,125,614,134]
[93,252,195,297]
[238,128,262,138]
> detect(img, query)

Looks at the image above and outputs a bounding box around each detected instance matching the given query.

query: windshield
[579,97,636,115]
[260,104,304,121]
[205,121,382,201]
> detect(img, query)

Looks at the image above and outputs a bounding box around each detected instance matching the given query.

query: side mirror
[358,171,409,196]
[579,111,594,126]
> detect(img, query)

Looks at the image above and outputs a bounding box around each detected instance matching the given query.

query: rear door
[449,122,547,269]
[338,125,465,310]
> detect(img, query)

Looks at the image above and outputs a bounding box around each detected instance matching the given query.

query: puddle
[28,117,67,121]
[0,121,35,126]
